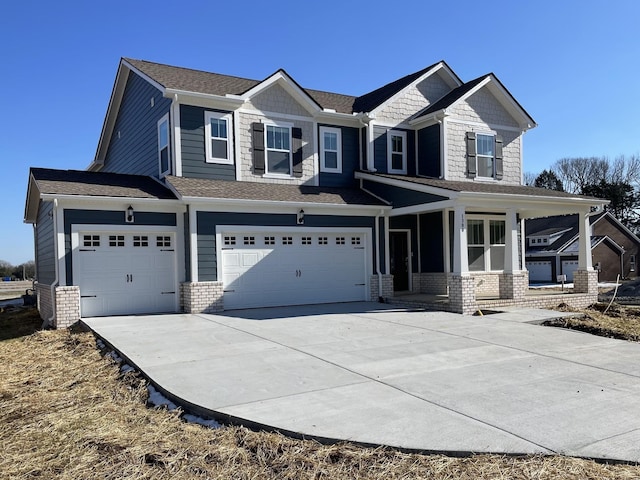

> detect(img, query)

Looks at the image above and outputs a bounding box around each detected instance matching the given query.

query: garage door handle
[224,289,235,293]
[79,249,96,252]
[161,291,175,295]
[81,295,97,298]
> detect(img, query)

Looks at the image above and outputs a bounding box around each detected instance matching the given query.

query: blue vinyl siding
[102,72,171,176]
[390,215,419,273]
[419,212,444,272]
[180,105,236,180]
[196,212,378,281]
[63,209,177,285]
[373,127,415,175]
[319,125,359,187]
[35,201,56,284]
[362,180,447,207]
[417,124,441,177]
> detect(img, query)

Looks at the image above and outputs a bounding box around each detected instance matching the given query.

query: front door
[390,231,409,291]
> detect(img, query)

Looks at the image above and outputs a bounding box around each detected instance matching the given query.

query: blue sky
[1,1,639,265]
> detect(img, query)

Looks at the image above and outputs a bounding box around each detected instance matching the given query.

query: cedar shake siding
[180,105,236,181]
[319,125,360,188]
[35,200,56,284]
[103,72,171,176]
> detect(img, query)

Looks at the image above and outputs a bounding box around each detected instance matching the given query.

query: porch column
[574,211,598,295]
[450,205,475,314]
[499,208,526,300]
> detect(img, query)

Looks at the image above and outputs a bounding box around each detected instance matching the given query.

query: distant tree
[582,180,640,230]
[11,261,35,280]
[522,171,537,186]
[0,260,12,278]
[534,170,564,191]
[552,155,640,194]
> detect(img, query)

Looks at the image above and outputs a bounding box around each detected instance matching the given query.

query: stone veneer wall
[370,274,394,301]
[477,293,597,311]
[498,272,528,300]
[35,282,54,325]
[470,272,500,296]
[573,270,599,295]
[417,272,449,295]
[53,286,80,329]
[181,282,224,313]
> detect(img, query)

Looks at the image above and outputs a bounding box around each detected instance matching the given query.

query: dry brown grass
[548,303,640,341]
[1,310,640,479]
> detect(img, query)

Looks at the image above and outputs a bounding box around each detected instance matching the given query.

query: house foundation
[53,286,80,328]
[180,281,224,313]
[573,270,598,295]
[448,274,476,315]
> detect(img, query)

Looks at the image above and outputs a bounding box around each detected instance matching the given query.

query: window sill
[473,176,498,183]
[388,170,408,175]
[205,159,234,165]
[263,173,294,180]
[320,168,343,174]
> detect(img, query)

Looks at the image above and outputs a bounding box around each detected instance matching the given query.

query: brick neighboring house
[525,212,640,283]
[24,58,607,327]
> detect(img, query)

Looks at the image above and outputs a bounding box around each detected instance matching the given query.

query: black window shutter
[466,132,477,177]
[495,135,503,180]
[292,127,303,178]
[252,122,265,175]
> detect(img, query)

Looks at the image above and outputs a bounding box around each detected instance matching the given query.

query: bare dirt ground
[1,307,640,479]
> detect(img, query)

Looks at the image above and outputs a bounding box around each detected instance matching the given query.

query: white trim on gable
[239,70,322,116]
[368,63,462,117]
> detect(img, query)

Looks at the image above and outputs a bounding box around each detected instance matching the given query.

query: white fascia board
[389,200,455,217]
[183,196,389,216]
[314,111,362,127]
[122,59,166,92]
[408,110,447,127]
[92,62,132,168]
[239,71,322,115]
[458,191,607,210]
[40,194,184,212]
[165,90,244,110]
[24,174,39,223]
[369,63,448,117]
[355,171,459,199]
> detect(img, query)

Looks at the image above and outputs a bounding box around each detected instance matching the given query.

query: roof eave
[181,195,390,211]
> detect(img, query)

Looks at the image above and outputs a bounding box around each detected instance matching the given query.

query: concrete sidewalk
[83,303,640,462]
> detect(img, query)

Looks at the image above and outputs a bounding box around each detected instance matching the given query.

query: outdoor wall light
[126,205,134,223]
[297,209,305,225]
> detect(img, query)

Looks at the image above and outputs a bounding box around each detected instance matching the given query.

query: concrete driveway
[83,302,640,462]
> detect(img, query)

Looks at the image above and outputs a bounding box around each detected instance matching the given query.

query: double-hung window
[476,134,495,178]
[265,124,292,176]
[157,114,170,176]
[205,111,233,164]
[467,217,506,271]
[387,130,407,174]
[319,126,342,173]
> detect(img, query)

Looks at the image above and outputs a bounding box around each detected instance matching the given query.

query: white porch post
[504,208,519,273]
[578,211,593,270]
[452,205,468,275]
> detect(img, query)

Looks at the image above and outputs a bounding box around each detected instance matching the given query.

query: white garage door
[74,231,177,317]
[526,260,552,283]
[220,230,368,310]
[562,260,579,282]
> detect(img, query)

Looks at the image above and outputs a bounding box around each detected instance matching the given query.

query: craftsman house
[525,211,640,283]
[24,58,607,327]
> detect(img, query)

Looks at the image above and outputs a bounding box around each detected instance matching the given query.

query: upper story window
[466,132,503,180]
[157,114,170,176]
[319,126,342,173]
[387,130,407,174]
[205,111,233,164]
[266,124,292,176]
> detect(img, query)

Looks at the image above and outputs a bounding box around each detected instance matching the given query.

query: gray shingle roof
[369,173,599,199]
[30,168,177,199]
[165,176,385,206]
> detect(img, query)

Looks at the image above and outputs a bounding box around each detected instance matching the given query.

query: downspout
[356,113,376,172]
[375,209,383,300]
[44,199,59,329]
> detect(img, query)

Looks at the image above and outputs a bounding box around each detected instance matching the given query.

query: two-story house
[24,58,606,327]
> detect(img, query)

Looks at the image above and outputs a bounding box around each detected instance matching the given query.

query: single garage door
[220,230,368,310]
[526,260,552,283]
[562,260,579,282]
[74,231,177,317]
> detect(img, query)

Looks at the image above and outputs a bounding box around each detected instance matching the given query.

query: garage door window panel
[109,235,125,247]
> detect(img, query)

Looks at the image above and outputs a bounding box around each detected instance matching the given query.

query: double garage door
[220,229,369,310]
[526,259,580,283]
[74,230,178,317]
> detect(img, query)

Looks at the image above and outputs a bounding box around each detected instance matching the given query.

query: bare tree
[553,157,610,194]
[522,171,537,186]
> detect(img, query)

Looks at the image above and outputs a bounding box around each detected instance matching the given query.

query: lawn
[1,307,639,479]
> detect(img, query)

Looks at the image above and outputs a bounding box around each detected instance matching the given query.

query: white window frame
[264,121,293,178]
[157,114,170,177]
[466,215,506,272]
[476,133,495,179]
[204,111,234,165]
[319,126,342,174]
[387,130,407,174]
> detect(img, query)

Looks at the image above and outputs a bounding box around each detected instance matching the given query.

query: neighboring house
[24,58,607,327]
[525,212,640,282]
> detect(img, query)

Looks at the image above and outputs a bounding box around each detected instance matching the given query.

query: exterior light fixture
[126,205,134,223]
[297,209,305,225]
